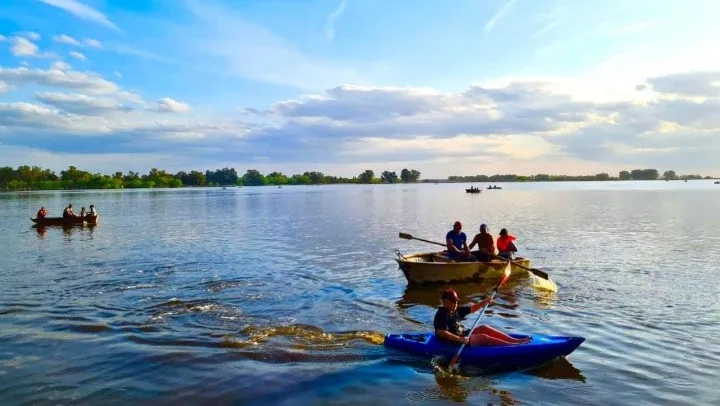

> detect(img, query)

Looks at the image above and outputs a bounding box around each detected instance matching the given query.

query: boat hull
[384,332,584,370]
[31,215,99,227]
[396,252,531,284]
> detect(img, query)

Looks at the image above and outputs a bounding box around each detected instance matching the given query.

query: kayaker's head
[441,288,459,310]
[479,224,488,234]
[453,221,462,233]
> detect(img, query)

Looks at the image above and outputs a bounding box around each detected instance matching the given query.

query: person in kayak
[468,223,495,262]
[445,221,473,261]
[497,228,518,260]
[434,289,530,346]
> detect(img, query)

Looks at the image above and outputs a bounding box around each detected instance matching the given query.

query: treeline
[0,166,423,191]
[446,169,713,183]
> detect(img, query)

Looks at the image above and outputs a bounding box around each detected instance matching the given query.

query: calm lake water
[1,181,719,405]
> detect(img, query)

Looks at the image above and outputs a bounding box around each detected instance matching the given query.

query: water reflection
[33,224,97,238]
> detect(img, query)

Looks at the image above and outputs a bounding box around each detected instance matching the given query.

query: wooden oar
[448,261,512,370]
[398,232,550,280]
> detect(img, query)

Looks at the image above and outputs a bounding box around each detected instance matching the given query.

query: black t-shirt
[433,305,471,336]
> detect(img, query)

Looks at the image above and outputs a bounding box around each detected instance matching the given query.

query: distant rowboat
[465,188,481,194]
[31,215,99,227]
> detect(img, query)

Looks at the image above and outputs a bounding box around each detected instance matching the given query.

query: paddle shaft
[399,232,549,280]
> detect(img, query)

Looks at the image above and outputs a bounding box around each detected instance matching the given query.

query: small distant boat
[465,188,481,194]
[31,215,99,227]
[487,185,502,190]
[714,181,720,184]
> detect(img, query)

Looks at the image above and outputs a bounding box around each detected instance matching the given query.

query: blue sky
[1,0,719,177]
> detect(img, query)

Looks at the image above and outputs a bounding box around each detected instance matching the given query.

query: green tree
[663,170,677,180]
[242,169,266,186]
[619,170,631,180]
[358,169,374,184]
[381,171,398,183]
[266,171,289,185]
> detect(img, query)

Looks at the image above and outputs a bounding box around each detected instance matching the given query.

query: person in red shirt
[496,228,518,260]
[36,207,47,219]
[468,223,495,262]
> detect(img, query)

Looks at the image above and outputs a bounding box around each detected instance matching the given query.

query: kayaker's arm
[436,329,469,344]
[470,298,492,313]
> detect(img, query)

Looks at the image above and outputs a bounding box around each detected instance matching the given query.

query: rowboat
[465,188,481,194]
[395,252,531,284]
[31,215,99,227]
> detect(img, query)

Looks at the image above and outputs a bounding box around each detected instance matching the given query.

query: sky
[1,0,719,178]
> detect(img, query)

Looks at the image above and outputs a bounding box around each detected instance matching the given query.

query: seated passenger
[79,207,86,218]
[468,223,495,262]
[37,207,47,219]
[497,228,518,260]
[445,221,473,262]
[63,204,75,218]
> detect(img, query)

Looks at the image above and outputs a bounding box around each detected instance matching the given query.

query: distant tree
[266,171,288,185]
[619,170,632,180]
[535,174,550,181]
[400,169,411,183]
[358,169,374,184]
[242,169,266,186]
[381,171,398,184]
[304,171,325,185]
[594,173,610,181]
[410,169,421,182]
[663,170,677,180]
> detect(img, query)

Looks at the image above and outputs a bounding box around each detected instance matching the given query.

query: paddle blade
[530,273,558,292]
[399,232,413,240]
[449,354,460,368]
[499,261,512,287]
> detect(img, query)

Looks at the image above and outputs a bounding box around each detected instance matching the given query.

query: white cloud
[484,0,518,33]
[0,66,119,94]
[110,44,173,63]
[83,38,102,48]
[69,51,86,60]
[23,32,41,41]
[39,0,120,31]
[153,97,191,113]
[11,37,40,57]
[51,61,71,71]
[0,81,9,94]
[0,34,7,42]
[323,0,347,41]
[53,34,82,46]
[35,91,133,115]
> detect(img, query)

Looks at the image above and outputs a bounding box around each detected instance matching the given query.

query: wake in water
[221,323,386,349]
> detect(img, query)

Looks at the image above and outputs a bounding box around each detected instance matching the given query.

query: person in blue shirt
[445,221,473,261]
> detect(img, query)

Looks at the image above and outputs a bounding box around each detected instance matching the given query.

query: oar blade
[530,268,549,280]
[399,232,413,240]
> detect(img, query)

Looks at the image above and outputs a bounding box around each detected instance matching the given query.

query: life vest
[497,235,516,252]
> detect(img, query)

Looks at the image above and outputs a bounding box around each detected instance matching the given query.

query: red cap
[442,289,459,302]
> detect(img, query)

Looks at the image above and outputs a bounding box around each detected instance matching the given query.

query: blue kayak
[384,332,584,370]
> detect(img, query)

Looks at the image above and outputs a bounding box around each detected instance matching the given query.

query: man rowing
[62,204,75,218]
[434,289,530,346]
[445,221,473,261]
[468,223,495,262]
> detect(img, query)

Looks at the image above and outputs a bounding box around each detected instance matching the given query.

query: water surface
[1,181,719,404]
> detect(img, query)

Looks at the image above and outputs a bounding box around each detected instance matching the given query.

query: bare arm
[468,235,478,251]
[436,329,468,344]
[447,238,461,253]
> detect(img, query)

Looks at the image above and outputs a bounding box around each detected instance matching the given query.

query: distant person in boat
[36,207,47,219]
[468,223,495,262]
[434,289,530,346]
[80,207,86,218]
[496,228,517,260]
[446,221,473,261]
[63,204,75,218]
[88,205,97,217]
